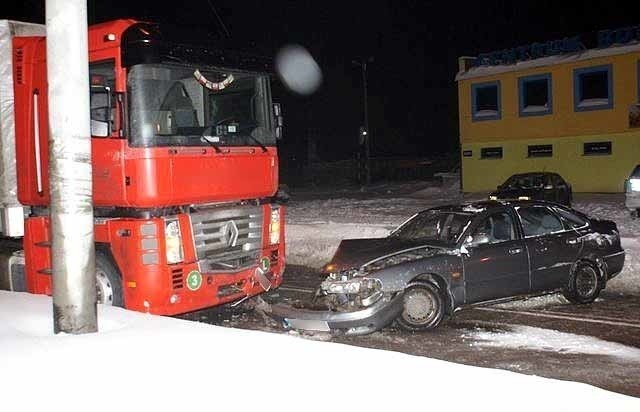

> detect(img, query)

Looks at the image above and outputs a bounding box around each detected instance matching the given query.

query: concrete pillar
[46,0,97,334]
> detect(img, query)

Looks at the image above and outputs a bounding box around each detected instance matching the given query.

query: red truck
[0,19,286,315]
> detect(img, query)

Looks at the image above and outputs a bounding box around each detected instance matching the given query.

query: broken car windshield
[391,211,473,245]
[127,64,275,147]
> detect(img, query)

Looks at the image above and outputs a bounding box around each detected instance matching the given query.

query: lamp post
[353,57,373,185]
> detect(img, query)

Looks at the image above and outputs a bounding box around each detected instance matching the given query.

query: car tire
[396,282,444,332]
[563,262,602,304]
[95,251,124,307]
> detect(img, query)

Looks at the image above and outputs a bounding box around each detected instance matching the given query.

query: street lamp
[353,57,373,185]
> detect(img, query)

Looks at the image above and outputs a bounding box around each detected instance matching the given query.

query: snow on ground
[1,291,638,411]
[465,324,640,362]
[285,185,640,296]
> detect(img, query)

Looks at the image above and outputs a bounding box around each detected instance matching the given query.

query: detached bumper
[270,293,404,336]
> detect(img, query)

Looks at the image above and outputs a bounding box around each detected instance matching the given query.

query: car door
[516,205,581,292]
[462,209,530,303]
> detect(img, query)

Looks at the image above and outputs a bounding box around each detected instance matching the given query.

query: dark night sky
[6,1,640,162]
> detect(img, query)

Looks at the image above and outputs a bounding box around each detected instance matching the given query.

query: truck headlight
[630,178,640,192]
[164,218,184,264]
[269,207,281,245]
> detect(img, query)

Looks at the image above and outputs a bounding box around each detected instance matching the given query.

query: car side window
[516,206,564,237]
[470,212,516,245]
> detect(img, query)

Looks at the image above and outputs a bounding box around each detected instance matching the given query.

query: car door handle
[508,247,523,255]
[566,238,578,245]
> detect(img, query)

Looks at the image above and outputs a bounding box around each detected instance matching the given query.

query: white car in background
[625,165,640,218]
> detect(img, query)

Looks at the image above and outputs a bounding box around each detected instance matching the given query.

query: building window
[519,74,552,116]
[481,147,503,159]
[528,144,553,157]
[472,81,501,121]
[573,65,613,111]
[583,141,612,156]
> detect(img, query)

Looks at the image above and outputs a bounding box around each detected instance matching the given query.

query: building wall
[458,50,640,192]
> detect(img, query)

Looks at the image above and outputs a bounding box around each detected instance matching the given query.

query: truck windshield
[128,64,275,147]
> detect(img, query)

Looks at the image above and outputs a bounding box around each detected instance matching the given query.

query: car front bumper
[625,192,640,211]
[269,293,404,336]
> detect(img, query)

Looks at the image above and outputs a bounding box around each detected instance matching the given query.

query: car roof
[509,172,556,178]
[427,199,565,215]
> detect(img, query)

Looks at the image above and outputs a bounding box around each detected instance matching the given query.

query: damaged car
[271,200,625,335]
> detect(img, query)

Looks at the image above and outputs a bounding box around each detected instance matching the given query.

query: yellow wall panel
[458,49,640,192]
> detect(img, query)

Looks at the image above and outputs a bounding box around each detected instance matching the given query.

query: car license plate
[285,318,330,332]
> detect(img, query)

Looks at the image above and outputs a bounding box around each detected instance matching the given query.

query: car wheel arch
[409,273,454,314]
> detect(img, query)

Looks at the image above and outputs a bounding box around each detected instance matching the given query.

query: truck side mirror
[273,103,284,140]
[90,85,112,137]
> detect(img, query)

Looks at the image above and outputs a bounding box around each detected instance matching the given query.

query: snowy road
[192,183,640,397]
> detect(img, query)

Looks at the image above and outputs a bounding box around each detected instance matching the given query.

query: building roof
[455,41,640,81]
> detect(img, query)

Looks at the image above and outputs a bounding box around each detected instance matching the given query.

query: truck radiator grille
[190,205,263,272]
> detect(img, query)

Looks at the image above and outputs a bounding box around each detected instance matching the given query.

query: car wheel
[396,282,444,331]
[563,262,602,304]
[95,251,124,307]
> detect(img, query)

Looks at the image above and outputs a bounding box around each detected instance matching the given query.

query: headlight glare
[164,218,184,264]
[269,207,281,245]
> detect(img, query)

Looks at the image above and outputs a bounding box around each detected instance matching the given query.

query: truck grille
[190,205,263,272]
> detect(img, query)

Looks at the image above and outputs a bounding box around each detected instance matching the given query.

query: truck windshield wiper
[200,134,222,153]
[245,133,268,153]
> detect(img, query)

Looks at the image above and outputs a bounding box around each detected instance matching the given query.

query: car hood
[326,238,450,272]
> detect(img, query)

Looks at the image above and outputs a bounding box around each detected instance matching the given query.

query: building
[456,26,640,193]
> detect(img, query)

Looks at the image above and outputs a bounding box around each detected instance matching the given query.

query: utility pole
[353,57,373,185]
[46,0,97,334]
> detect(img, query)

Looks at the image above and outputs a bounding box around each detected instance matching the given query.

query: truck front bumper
[270,293,403,336]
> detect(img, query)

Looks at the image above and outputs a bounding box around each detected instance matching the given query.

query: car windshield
[128,64,275,147]
[503,174,546,189]
[631,165,640,178]
[391,211,473,245]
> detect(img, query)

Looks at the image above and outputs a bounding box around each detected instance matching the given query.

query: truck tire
[563,262,602,304]
[96,251,124,307]
[396,282,444,332]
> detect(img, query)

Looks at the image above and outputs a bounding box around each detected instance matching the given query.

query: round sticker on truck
[186,270,203,291]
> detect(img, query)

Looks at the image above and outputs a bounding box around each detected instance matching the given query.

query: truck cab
[1,20,286,315]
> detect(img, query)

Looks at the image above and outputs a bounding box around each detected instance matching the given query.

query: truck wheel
[396,282,444,332]
[563,262,602,304]
[96,251,124,307]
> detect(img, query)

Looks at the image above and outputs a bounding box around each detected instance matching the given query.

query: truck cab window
[89,61,119,137]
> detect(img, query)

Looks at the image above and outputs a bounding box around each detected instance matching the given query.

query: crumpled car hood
[326,238,448,272]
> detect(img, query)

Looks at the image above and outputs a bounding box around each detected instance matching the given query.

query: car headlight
[489,195,498,201]
[164,218,184,264]
[322,277,381,295]
[630,178,640,192]
[269,206,281,245]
